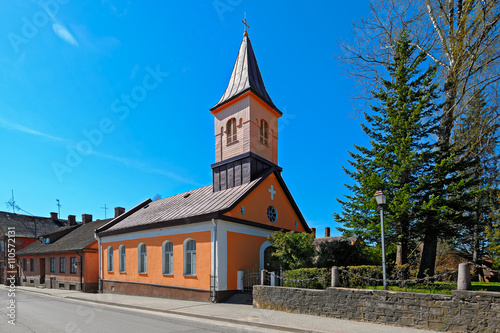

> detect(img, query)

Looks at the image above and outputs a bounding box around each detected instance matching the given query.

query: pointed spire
[211,34,281,114]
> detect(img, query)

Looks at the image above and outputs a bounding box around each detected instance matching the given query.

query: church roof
[97,168,310,237]
[210,35,281,114]
[97,177,262,236]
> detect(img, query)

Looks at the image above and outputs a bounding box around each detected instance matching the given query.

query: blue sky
[0,0,371,237]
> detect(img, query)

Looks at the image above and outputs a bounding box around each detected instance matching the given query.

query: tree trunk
[418,231,438,278]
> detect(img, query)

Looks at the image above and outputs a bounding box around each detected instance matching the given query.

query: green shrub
[282,267,330,289]
[339,265,383,288]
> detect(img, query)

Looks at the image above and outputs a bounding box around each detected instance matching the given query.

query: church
[95,25,311,302]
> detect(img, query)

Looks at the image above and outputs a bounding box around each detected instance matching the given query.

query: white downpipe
[211,219,217,302]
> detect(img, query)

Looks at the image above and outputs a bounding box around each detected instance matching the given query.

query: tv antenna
[6,190,21,213]
[56,199,61,216]
[101,204,108,219]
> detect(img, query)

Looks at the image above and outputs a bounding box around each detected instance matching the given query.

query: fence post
[331,266,340,287]
[270,271,276,286]
[237,270,244,291]
[261,270,265,286]
[457,263,472,290]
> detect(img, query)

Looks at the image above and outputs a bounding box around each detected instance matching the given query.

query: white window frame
[107,246,113,272]
[119,245,126,273]
[162,241,173,275]
[184,239,196,276]
[138,243,147,274]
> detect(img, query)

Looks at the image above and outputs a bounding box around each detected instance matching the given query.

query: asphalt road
[0,290,280,333]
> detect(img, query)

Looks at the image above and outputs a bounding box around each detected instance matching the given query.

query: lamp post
[374,190,387,290]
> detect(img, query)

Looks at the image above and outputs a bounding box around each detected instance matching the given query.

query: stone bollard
[457,263,472,290]
[331,266,340,287]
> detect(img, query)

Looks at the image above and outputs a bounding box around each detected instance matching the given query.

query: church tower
[211,25,282,192]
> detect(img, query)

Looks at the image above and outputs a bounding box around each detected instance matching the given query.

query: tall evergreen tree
[335,27,439,265]
[451,91,500,276]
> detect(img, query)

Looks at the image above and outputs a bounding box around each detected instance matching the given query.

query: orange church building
[96,28,310,302]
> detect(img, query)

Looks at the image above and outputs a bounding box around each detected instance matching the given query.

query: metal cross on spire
[242,13,250,37]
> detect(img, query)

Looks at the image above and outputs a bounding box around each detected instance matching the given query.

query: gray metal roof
[313,235,359,247]
[211,35,281,114]
[102,178,261,233]
[0,211,66,239]
[17,219,111,255]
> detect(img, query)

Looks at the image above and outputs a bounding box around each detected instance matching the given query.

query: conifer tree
[335,27,439,265]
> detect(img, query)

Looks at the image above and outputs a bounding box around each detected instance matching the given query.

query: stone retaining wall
[253,285,500,332]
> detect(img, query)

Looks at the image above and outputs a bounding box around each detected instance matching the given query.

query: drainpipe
[211,219,217,303]
[76,250,83,292]
[94,232,102,293]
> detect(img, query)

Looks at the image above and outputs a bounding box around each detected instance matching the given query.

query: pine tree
[335,27,439,265]
[451,91,500,278]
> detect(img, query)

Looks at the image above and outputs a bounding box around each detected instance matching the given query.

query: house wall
[101,230,211,291]
[1,236,37,284]
[18,253,85,291]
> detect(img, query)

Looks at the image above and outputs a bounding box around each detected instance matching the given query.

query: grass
[354,282,500,295]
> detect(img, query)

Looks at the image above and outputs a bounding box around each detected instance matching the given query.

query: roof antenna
[101,204,108,219]
[242,13,250,37]
[6,190,20,214]
[56,199,61,217]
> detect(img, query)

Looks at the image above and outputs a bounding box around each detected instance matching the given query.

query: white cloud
[0,116,64,142]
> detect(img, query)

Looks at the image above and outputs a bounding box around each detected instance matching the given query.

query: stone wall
[253,286,500,332]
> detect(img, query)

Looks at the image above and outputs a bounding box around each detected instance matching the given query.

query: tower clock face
[267,205,278,223]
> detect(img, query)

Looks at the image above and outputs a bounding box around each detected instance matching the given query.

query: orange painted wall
[102,231,211,290]
[226,231,267,290]
[84,251,99,283]
[224,173,305,232]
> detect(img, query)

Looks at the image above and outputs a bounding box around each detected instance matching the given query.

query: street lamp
[374,190,387,290]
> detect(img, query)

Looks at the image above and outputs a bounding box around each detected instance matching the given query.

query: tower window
[227,118,237,144]
[260,120,269,146]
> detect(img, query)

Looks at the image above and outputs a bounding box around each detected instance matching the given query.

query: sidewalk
[8,285,432,333]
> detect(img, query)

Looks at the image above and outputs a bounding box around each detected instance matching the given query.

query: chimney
[50,212,58,220]
[82,214,92,224]
[68,215,76,226]
[325,227,331,238]
[311,228,316,238]
[114,207,125,218]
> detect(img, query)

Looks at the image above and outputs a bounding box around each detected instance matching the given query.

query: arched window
[119,245,126,273]
[107,246,113,272]
[260,119,269,145]
[163,241,173,275]
[227,118,237,144]
[184,239,196,276]
[138,243,147,274]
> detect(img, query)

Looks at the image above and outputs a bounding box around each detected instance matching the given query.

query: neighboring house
[312,227,360,249]
[0,211,66,284]
[96,31,311,302]
[16,211,121,292]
